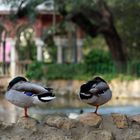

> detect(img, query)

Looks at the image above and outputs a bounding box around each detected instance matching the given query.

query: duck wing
[89,81,110,96]
[12,82,51,95]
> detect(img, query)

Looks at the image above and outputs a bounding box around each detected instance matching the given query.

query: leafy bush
[127,61,140,76]
[26,49,116,81]
[26,61,45,80]
[27,49,140,82]
[45,63,85,80]
[26,60,139,82]
[26,62,86,80]
[83,48,115,74]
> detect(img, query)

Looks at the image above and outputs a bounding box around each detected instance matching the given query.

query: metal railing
[16,60,32,75]
[0,62,10,76]
[0,60,32,76]
[1,60,140,77]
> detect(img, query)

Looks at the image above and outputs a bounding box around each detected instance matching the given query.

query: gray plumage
[79,77,112,113]
[5,76,55,108]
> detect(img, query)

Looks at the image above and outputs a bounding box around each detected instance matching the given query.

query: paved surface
[0,76,10,91]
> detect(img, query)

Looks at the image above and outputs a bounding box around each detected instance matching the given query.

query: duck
[79,76,112,115]
[5,76,56,117]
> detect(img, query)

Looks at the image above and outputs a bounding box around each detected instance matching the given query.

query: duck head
[7,76,27,90]
[79,76,106,97]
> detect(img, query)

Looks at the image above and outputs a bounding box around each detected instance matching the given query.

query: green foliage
[26,61,45,80]
[101,73,137,82]
[16,27,36,61]
[26,60,140,82]
[46,63,85,80]
[84,48,115,75]
[112,0,140,61]
[42,28,57,62]
[127,61,140,76]
[5,0,140,63]
[56,0,98,13]
[26,62,86,80]
[18,41,36,61]
[83,35,108,55]
[26,49,117,81]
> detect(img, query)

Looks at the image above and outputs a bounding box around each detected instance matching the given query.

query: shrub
[26,62,86,80]
[127,61,140,76]
[83,48,115,74]
[45,63,83,80]
[26,61,45,80]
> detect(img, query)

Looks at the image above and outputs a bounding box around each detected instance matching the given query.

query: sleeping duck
[79,76,112,115]
[5,76,56,117]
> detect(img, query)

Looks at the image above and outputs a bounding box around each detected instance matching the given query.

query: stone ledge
[1,113,140,140]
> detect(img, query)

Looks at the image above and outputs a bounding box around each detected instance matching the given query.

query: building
[0,0,84,77]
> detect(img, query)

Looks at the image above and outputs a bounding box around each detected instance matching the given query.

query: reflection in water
[1,93,140,123]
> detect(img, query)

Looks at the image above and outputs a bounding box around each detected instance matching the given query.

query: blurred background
[0,0,140,123]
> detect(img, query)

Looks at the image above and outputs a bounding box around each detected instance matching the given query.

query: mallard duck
[5,76,56,117]
[79,76,112,115]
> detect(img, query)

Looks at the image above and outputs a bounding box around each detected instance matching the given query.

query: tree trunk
[58,0,127,72]
[98,0,126,71]
[103,28,126,72]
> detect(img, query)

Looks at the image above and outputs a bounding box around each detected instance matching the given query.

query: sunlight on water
[1,93,140,123]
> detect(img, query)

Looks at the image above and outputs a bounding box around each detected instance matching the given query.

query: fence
[0,60,32,76]
[1,61,140,77]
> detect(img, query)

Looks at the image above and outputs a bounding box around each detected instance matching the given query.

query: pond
[0,93,140,123]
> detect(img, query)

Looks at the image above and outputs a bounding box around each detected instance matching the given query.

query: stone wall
[0,76,10,92]
[110,79,140,98]
[1,113,140,140]
[47,79,140,98]
[1,78,140,98]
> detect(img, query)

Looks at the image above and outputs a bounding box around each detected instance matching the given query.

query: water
[1,93,140,123]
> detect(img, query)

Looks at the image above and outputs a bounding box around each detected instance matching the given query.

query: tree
[112,0,140,61]
[4,0,127,71]
[55,0,126,71]
[16,25,36,61]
